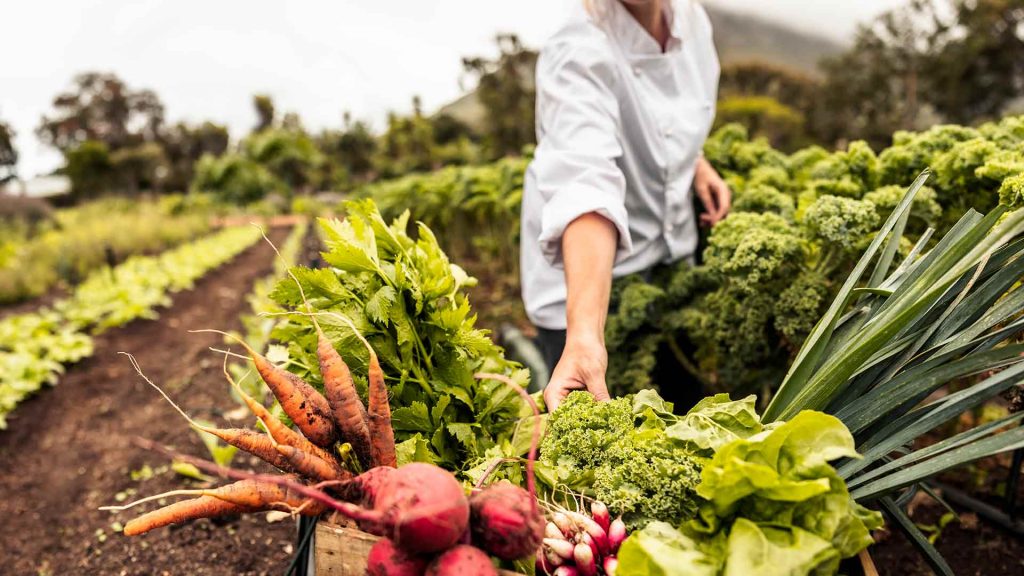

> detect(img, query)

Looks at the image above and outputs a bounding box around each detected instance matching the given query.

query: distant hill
[438,3,844,129]
[704,3,844,74]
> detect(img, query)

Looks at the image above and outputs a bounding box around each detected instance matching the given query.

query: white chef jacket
[520,0,720,330]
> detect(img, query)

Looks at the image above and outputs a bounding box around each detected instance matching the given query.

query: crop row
[0,196,214,305]
[0,225,263,428]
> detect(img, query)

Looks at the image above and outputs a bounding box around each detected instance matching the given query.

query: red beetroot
[333,463,469,555]
[426,545,498,576]
[366,538,428,576]
[469,482,544,560]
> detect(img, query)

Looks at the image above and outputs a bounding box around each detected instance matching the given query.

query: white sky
[2,0,905,178]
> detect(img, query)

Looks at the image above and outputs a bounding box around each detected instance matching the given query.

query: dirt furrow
[0,226,296,576]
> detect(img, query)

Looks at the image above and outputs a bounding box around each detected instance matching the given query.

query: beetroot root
[469,482,544,560]
[425,545,498,576]
[366,538,429,576]
[338,463,470,555]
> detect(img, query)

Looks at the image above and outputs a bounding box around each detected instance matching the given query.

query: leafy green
[613,412,881,576]
[540,391,764,529]
[269,200,528,471]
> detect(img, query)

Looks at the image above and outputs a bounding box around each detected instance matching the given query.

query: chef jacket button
[632,66,641,77]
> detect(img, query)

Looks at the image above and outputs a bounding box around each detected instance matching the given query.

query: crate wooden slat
[314,523,378,576]
[314,522,524,575]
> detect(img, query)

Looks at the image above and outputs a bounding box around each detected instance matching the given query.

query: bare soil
[0,227,297,576]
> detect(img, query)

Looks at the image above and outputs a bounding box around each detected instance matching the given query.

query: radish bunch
[537,502,628,576]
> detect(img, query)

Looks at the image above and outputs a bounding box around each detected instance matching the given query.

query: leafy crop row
[0,225,262,428]
[0,196,212,304]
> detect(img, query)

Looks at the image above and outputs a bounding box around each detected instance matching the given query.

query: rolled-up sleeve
[532,40,632,267]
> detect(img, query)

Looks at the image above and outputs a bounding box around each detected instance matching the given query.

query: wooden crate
[313,522,523,575]
[314,523,378,576]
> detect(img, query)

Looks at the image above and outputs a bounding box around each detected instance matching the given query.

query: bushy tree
[0,117,16,184]
[462,34,537,159]
[159,121,230,192]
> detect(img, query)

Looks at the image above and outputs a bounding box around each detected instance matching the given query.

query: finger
[700,213,715,227]
[589,377,611,402]
[694,183,714,217]
[715,181,732,215]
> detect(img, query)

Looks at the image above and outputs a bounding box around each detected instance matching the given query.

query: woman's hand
[544,334,611,412]
[545,212,618,412]
[694,156,732,226]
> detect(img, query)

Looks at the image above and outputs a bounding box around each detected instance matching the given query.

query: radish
[590,502,610,533]
[366,538,428,576]
[544,537,576,560]
[545,521,565,540]
[603,556,618,576]
[552,512,575,538]
[607,518,627,554]
[579,532,600,563]
[553,568,579,576]
[567,512,609,557]
[573,542,597,576]
[469,373,545,561]
[425,545,497,576]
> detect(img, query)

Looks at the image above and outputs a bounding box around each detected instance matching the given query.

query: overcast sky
[2,0,905,178]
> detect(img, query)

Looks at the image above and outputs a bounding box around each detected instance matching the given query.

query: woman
[520,0,731,411]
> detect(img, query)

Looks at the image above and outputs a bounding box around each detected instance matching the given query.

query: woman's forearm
[562,212,618,344]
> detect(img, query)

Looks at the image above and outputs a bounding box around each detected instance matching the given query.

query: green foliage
[191,152,284,204]
[541,391,764,530]
[617,413,882,576]
[713,96,806,151]
[604,117,1024,398]
[269,201,528,470]
[0,225,261,428]
[802,195,878,252]
[0,197,211,304]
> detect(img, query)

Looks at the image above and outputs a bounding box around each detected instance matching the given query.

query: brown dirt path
[0,228,297,576]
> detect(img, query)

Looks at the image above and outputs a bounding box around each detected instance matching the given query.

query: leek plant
[765,171,1024,574]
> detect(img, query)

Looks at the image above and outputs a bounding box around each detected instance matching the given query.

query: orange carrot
[122,484,326,536]
[195,329,338,447]
[315,323,374,468]
[123,496,251,535]
[366,350,397,468]
[276,444,352,482]
[224,364,342,471]
[303,312,395,468]
[121,353,299,473]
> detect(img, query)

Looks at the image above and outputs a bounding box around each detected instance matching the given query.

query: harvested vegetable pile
[541,390,881,574]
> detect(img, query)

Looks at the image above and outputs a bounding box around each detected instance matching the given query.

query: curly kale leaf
[732,185,796,219]
[594,431,704,529]
[802,195,879,252]
[774,271,830,345]
[704,213,804,292]
[539,392,635,470]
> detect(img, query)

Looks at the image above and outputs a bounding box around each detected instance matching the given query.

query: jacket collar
[606,0,687,56]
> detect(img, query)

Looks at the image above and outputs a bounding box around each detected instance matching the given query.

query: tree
[64,140,113,199]
[37,72,164,153]
[253,94,275,133]
[375,99,438,177]
[924,0,1024,123]
[159,121,230,192]
[462,34,538,158]
[243,126,323,194]
[0,118,16,184]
